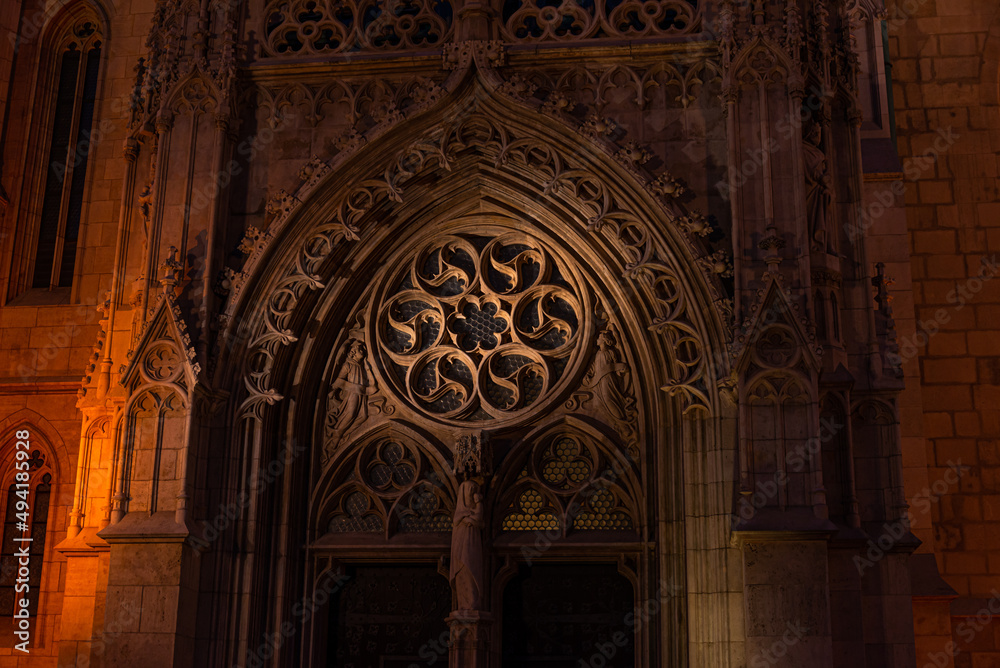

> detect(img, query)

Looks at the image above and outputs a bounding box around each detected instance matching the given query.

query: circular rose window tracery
[370,229,590,425]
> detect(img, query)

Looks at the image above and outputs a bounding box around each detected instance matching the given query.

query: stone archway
[212,71,737,668]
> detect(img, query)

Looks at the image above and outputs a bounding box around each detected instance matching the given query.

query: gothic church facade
[0,0,996,666]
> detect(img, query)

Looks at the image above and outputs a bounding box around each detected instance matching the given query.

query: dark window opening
[32,48,80,289]
[327,564,450,667]
[31,39,101,291]
[502,563,635,667]
[0,468,51,641]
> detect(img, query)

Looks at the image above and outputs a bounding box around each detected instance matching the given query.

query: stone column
[447,611,493,668]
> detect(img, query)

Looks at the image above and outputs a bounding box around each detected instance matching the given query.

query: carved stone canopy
[454,431,492,480]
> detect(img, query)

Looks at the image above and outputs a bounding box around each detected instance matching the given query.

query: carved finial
[872,262,902,376]
[758,224,785,273]
[784,0,803,59]
[719,0,736,64]
[454,431,492,481]
[159,246,182,292]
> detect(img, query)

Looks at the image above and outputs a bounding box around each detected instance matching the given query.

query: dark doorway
[328,564,451,667]
[502,563,635,667]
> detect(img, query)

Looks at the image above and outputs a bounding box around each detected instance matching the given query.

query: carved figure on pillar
[450,477,485,612]
[450,431,490,613]
[803,120,833,251]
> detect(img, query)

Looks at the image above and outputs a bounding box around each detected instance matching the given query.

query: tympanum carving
[321,437,453,535]
[500,430,635,535]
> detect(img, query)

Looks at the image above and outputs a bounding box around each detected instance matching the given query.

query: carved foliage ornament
[371,230,589,425]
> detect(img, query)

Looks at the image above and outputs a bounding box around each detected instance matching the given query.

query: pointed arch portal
[213,70,736,668]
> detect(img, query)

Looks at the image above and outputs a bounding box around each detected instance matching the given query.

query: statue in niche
[803,120,833,251]
[323,338,382,463]
[450,431,489,613]
[566,324,637,451]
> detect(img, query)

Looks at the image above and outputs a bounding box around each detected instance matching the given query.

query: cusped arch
[310,422,457,542]
[40,0,111,49]
[490,415,642,538]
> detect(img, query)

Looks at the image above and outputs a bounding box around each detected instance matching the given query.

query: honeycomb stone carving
[500,430,635,533]
[369,228,590,426]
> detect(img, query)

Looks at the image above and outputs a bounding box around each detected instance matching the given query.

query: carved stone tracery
[500,0,701,42]
[231,104,727,420]
[261,0,455,57]
[499,430,636,535]
[320,436,454,536]
[371,230,589,425]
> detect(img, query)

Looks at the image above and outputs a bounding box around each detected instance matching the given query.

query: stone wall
[887,0,1000,665]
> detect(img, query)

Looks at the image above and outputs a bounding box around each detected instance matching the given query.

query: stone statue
[590,328,634,426]
[803,121,833,251]
[567,324,637,448]
[450,478,485,612]
[324,338,379,461]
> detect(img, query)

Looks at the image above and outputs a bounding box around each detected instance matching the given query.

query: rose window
[371,230,588,425]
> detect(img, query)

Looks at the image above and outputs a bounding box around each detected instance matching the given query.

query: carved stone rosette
[367,228,592,427]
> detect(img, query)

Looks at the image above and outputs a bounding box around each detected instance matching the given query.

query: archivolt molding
[223,77,730,421]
